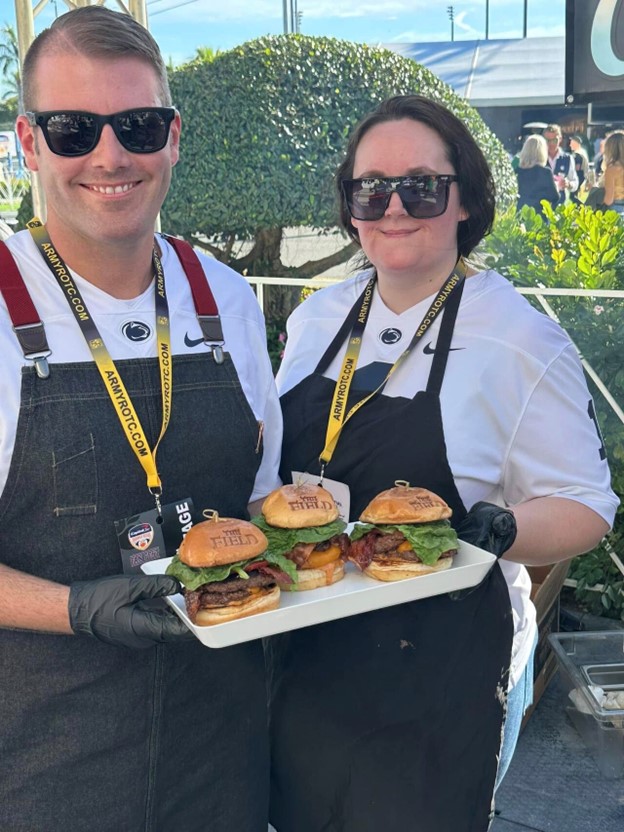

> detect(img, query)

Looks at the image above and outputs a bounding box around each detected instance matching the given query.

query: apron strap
[0,240,51,378]
[164,235,225,346]
[425,277,465,396]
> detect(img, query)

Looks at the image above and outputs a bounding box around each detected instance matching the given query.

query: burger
[348,482,459,581]
[165,512,297,625]
[252,483,349,590]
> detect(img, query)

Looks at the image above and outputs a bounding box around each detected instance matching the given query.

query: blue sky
[4,0,566,68]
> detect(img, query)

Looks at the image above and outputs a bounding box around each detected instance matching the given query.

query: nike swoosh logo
[423,342,465,354]
[184,333,205,348]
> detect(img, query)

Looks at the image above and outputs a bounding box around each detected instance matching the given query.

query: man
[569,134,589,203]
[0,7,281,832]
[543,124,578,204]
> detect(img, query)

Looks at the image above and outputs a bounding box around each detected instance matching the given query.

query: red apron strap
[164,236,226,348]
[0,240,51,378]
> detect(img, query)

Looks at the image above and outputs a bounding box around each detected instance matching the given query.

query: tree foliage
[0,23,20,110]
[163,34,515,278]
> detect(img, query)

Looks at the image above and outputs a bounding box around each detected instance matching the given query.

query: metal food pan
[582,663,624,692]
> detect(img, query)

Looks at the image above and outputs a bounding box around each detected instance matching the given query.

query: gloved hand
[69,574,193,649]
[456,501,517,558]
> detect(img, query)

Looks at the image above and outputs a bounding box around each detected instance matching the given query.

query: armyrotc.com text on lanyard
[27,218,171,515]
[320,262,466,475]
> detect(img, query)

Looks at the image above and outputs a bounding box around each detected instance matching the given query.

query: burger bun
[179,517,268,568]
[263,483,339,529]
[364,556,453,582]
[360,485,452,525]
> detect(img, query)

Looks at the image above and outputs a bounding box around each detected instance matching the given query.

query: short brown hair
[22,6,171,111]
[335,95,496,259]
[543,124,562,139]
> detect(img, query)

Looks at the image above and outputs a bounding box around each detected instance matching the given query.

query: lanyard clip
[150,486,163,519]
[318,461,326,487]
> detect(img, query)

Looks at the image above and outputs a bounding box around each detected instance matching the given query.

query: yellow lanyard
[27,218,172,513]
[320,263,466,472]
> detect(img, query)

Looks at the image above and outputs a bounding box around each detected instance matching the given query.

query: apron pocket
[52,433,97,516]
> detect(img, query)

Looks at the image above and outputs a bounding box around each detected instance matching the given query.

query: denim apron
[267,283,513,832]
[0,345,269,831]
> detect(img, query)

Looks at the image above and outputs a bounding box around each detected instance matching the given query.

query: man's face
[543,131,560,159]
[17,51,180,254]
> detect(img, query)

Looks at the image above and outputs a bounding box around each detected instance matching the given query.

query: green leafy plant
[483,204,624,619]
[163,34,515,280]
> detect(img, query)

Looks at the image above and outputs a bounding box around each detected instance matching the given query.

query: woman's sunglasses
[342,174,459,221]
[26,107,177,157]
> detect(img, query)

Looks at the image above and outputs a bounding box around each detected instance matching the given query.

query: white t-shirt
[276,269,619,687]
[0,231,282,504]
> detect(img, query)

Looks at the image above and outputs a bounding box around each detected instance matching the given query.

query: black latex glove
[456,501,517,558]
[69,574,193,649]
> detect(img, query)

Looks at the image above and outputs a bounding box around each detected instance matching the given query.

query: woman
[516,134,558,214]
[600,131,624,216]
[267,96,618,832]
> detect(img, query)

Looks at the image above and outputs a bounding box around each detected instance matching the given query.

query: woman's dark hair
[335,95,496,259]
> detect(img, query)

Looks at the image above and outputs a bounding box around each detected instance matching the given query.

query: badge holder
[115,498,196,574]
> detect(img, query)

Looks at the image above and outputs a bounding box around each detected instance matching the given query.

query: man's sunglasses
[342,174,459,221]
[26,107,177,157]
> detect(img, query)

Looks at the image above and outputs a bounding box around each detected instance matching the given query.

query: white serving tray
[141,539,496,648]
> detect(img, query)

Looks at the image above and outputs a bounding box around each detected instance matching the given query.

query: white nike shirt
[276,268,619,686]
[0,230,282,504]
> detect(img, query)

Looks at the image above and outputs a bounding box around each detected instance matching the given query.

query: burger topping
[251,515,348,561]
[185,571,277,621]
[348,521,458,570]
[166,549,297,591]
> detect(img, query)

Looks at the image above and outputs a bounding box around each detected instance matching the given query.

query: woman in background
[516,134,558,214]
[600,131,624,216]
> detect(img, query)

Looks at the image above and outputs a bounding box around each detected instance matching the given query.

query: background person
[543,123,578,204]
[0,8,281,832]
[569,134,590,204]
[599,130,624,216]
[515,134,558,214]
[267,95,618,832]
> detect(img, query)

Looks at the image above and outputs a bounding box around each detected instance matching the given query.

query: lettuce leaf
[165,549,298,591]
[250,515,347,558]
[349,520,458,566]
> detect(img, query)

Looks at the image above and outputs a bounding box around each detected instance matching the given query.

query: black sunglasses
[342,174,459,221]
[26,107,177,157]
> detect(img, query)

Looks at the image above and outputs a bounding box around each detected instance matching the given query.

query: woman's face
[350,118,467,284]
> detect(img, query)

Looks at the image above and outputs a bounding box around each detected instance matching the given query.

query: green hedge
[163,34,515,277]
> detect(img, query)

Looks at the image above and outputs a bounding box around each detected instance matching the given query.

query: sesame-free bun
[364,556,453,582]
[360,484,452,525]
[195,584,280,626]
[262,483,339,529]
[178,516,268,568]
[280,559,345,591]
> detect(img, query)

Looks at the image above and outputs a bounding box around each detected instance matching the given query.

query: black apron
[0,309,269,827]
[267,283,514,832]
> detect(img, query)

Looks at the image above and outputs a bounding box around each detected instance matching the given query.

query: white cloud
[454,11,478,35]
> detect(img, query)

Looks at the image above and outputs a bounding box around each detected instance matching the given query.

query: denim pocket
[52,433,98,516]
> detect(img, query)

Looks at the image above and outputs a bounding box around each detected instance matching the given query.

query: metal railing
[244,274,624,428]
